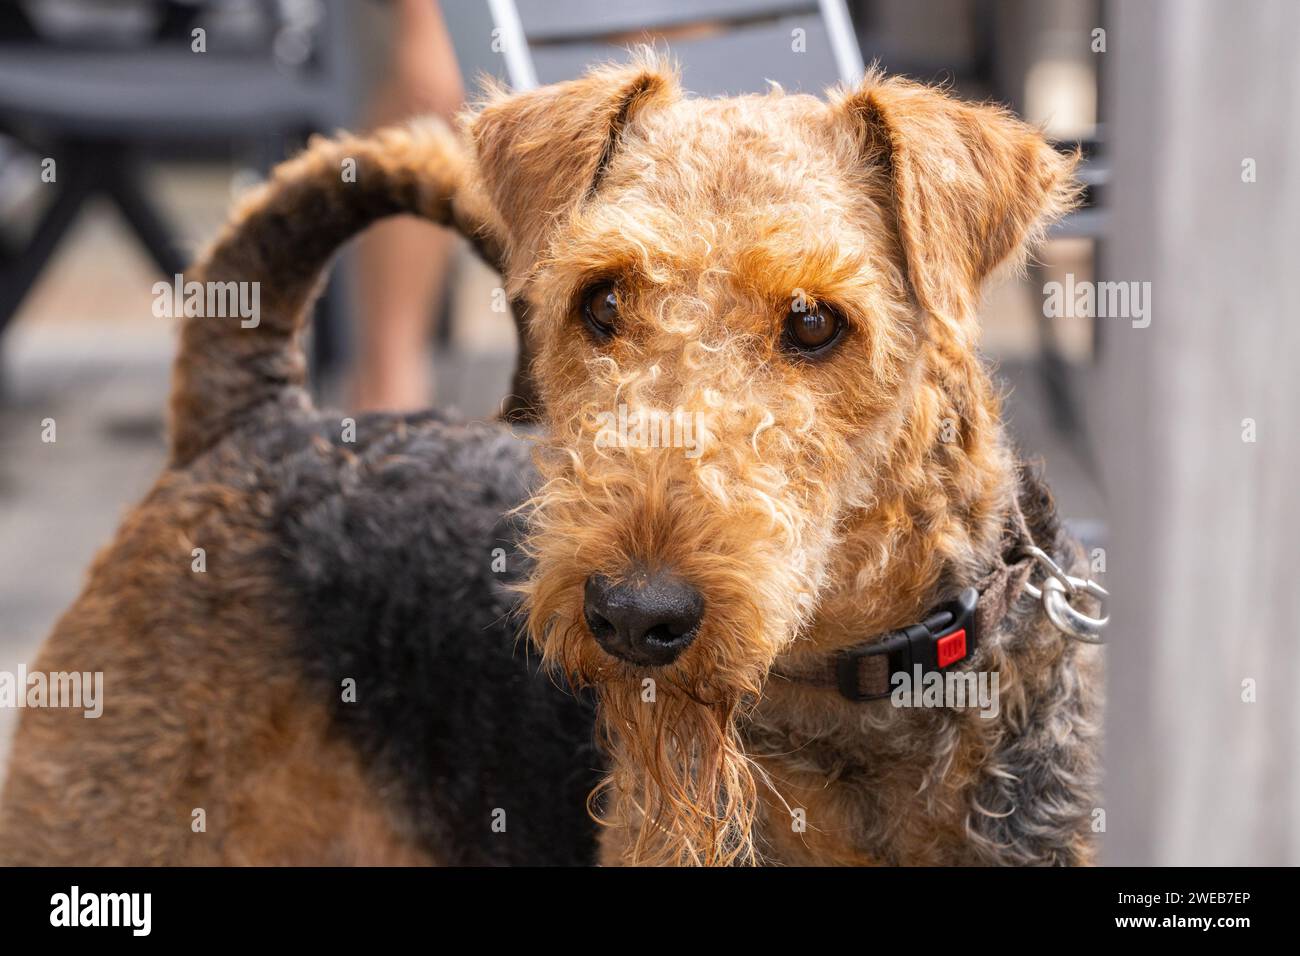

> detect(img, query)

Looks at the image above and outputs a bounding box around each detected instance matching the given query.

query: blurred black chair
[847,0,1108,448]
[0,0,354,381]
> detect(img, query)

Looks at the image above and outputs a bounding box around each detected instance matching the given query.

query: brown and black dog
[0,56,1101,866]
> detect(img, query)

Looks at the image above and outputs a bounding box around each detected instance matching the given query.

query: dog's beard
[593,661,761,866]
[539,614,764,867]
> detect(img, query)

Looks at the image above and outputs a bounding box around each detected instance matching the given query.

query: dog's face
[466,59,1074,864]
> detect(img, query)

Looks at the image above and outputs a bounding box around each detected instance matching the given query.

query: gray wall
[1099,0,1300,865]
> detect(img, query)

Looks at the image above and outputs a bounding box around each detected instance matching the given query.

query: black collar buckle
[834,587,979,702]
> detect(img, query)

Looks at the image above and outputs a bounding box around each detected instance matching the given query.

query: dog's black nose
[583,569,704,666]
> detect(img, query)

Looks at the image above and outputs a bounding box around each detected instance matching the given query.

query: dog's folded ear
[837,74,1079,345]
[466,58,679,276]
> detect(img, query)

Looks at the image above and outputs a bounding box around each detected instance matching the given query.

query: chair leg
[0,163,97,338]
[105,161,188,277]
[1032,259,1102,479]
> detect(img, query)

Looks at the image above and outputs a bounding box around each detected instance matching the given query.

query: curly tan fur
[461,55,1099,865]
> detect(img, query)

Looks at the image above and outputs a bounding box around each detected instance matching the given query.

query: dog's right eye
[580,282,619,339]
[783,303,844,355]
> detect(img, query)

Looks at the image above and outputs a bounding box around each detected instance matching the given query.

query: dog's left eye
[783,304,843,354]
[580,282,619,339]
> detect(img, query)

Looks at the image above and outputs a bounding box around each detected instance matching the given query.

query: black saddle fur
[265,407,601,866]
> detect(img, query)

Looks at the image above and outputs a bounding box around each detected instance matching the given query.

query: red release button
[936,628,967,668]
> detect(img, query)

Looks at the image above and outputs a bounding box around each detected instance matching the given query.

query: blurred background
[0,0,1295,865]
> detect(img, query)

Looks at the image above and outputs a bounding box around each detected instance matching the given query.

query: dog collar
[773,501,1108,703]
[830,586,981,702]
[774,556,1033,702]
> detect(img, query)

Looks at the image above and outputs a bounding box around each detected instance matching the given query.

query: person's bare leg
[353,0,465,411]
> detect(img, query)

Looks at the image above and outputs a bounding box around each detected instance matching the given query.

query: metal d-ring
[1041,575,1108,643]
[1020,546,1109,644]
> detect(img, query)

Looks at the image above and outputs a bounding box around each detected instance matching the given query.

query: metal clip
[1020,546,1108,644]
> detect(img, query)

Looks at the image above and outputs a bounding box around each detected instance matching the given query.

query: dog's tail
[168,119,500,466]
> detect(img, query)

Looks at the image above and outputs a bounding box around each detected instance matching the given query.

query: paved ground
[0,178,1103,770]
